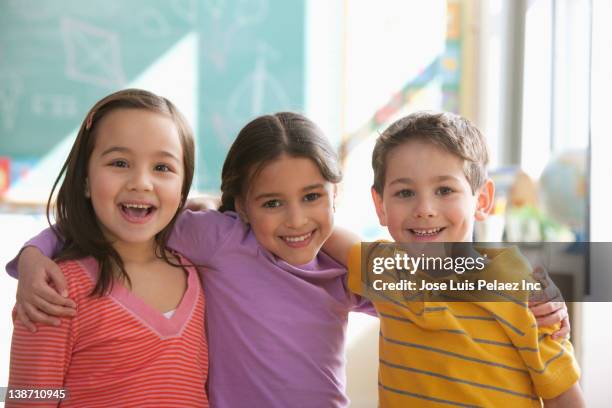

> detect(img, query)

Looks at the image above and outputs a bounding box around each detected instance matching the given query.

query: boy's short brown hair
[372,111,489,194]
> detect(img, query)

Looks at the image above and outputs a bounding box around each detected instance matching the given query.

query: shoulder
[170,252,200,277]
[477,245,525,262]
[175,210,247,236]
[478,245,533,280]
[57,258,95,279]
[353,240,395,271]
[177,209,240,225]
[55,258,97,300]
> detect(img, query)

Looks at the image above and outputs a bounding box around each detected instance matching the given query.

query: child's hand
[529,301,570,340]
[528,266,570,340]
[185,195,221,212]
[16,247,76,332]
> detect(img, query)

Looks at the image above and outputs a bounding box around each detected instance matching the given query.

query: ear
[474,178,495,221]
[84,178,91,198]
[371,186,388,226]
[234,198,249,224]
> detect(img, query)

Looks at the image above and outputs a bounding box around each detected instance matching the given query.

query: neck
[111,239,159,265]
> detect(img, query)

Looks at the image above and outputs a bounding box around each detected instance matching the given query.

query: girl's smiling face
[237,154,336,266]
[87,108,184,254]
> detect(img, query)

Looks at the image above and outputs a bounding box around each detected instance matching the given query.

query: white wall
[582,1,612,405]
[0,212,47,406]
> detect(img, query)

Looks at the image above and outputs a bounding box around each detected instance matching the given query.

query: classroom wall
[0,0,306,193]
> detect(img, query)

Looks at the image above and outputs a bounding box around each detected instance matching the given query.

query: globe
[539,150,587,237]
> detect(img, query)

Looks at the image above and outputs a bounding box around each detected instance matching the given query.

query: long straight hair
[48,89,195,296]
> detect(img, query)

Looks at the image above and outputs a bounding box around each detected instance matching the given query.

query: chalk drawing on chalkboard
[172,0,198,23]
[31,94,77,118]
[61,18,126,88]
[0,76,23,131]
[203,24,233,69]
[202,0,269,69]
[227,41,288,120]
[139,8,171,37]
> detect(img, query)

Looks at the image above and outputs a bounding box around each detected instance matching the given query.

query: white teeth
[411,228,442,236]
[123,203,152,209]
[284,232,311,242]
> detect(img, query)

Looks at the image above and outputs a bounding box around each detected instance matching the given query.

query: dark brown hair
[372,111,489,194]
[219,112,341,212]
[48,88,195,296]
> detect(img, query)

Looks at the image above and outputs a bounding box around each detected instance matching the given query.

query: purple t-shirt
[6,210,373,407]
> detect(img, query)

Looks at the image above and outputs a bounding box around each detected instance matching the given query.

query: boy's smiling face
[372,139,494,243]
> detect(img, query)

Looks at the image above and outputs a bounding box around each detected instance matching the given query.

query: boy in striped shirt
[347,112,584,407]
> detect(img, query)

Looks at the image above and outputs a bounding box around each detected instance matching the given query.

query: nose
[413,196,436,219]
[285,202,308,229]
[127,166,153,192]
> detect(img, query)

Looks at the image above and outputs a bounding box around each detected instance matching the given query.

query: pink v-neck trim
[77,256,200,339]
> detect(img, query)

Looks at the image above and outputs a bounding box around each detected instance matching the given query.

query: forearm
[322,226,361,266]
[543,383,585,408]
[6,227,63,278]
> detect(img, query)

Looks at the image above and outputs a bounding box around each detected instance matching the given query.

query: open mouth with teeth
[280,230,315,248]
[119,202,156,222]
[408,227,446,239]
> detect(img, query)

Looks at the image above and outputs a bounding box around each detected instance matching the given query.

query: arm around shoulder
[6,226,62,278]
[14,246,75,330]
[169,209,244,264]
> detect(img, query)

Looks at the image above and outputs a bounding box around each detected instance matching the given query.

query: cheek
[461,196,479,220]
[319,198,335,221]
[310,200,334,234]
[158,177,184,205]
[88,184,115,222]
[170,182,184,202]
[247,210,278,240]
[447,199,476,229]
[88,175,115,202]
[385,202,405,224]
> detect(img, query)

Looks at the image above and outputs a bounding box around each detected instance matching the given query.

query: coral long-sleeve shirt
[7,257,208,407]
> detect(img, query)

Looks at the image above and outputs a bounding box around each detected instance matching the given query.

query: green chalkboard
[0,0,305,191]
[197,0,305,189]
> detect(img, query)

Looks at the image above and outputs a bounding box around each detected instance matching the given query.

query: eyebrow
[253,183,326,201]
[388,175,460,186]
[100,146,180,163]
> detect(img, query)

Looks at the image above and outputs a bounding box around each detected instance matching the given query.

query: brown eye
[437,187,454,195]
[304,193,321,202]
[111,160,128,168]
[263,199,282,208]
[155,164,171,172]
[394,189,414,198]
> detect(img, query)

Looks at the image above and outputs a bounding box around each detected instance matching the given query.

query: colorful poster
[0,157,9,195]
